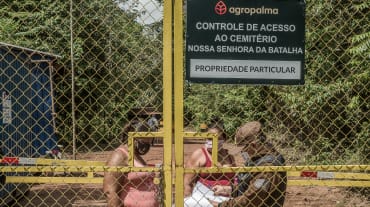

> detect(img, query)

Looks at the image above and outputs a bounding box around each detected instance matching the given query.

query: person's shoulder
[106,145,128,166]
[191,147,205,157]
[188,147,206,163]
[115,145,128,153]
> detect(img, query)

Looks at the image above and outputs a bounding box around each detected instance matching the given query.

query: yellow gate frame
[171,1,370,207]
[1,1,370,207]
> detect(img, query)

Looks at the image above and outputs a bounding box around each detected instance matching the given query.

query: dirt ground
[14,143,369,207]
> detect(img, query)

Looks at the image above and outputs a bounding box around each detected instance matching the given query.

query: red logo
[215,1,227,15]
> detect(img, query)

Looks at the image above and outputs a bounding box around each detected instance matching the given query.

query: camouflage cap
[235,121,262,144]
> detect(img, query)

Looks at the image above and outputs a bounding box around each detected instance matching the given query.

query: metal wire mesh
[0,0,369,206]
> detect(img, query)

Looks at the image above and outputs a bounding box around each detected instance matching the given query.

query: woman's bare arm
[103,150,128,207]
[184,148,205,197]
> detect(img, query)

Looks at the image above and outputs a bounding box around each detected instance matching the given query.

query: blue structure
[0,42,59,204]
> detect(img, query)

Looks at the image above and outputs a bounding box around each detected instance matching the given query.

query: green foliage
[266,0,369,164]
[184,84,267,137]
[0,18,19,42]
[183,2,368,165]
[349,31,370,56]
[0,0,367,164]
[69,1,162,146]
[1,0,162,149]
[356,122,369,163]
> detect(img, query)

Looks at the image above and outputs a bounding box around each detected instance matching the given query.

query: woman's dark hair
[120,119,150,143]
[208,116,227,140]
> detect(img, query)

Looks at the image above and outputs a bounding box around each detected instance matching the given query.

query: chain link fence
[0,0,369,206]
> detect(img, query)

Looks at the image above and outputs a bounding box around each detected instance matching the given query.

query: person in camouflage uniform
[211,121,287,207]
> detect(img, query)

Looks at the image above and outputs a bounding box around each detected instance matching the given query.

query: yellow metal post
[174,0,184,205]
[163,0,173,205]
[128,133,134,167]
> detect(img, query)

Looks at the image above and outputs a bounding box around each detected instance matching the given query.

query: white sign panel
[190,59,301,80]
[2,91,12,124]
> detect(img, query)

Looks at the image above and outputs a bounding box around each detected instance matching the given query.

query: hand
[212,185,232,196]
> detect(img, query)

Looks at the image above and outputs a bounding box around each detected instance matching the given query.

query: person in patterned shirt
[210,121,287,207]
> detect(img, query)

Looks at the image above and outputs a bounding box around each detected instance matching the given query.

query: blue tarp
[0,43,58,157]
[0,43,59,203]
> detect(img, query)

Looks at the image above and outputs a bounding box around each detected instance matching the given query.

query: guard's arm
[219,172,274,207]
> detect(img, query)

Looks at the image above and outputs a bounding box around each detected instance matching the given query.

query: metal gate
[0,0,369,206]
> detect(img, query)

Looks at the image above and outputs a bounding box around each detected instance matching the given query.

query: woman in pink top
[103,120,160,207]
[184,119,236,207]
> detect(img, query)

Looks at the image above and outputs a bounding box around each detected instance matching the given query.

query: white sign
[2,91,12,124]
[190,59,301,80]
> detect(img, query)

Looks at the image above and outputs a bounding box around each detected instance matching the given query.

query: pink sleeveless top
[116,147,159,207]
[198,147,235,188]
